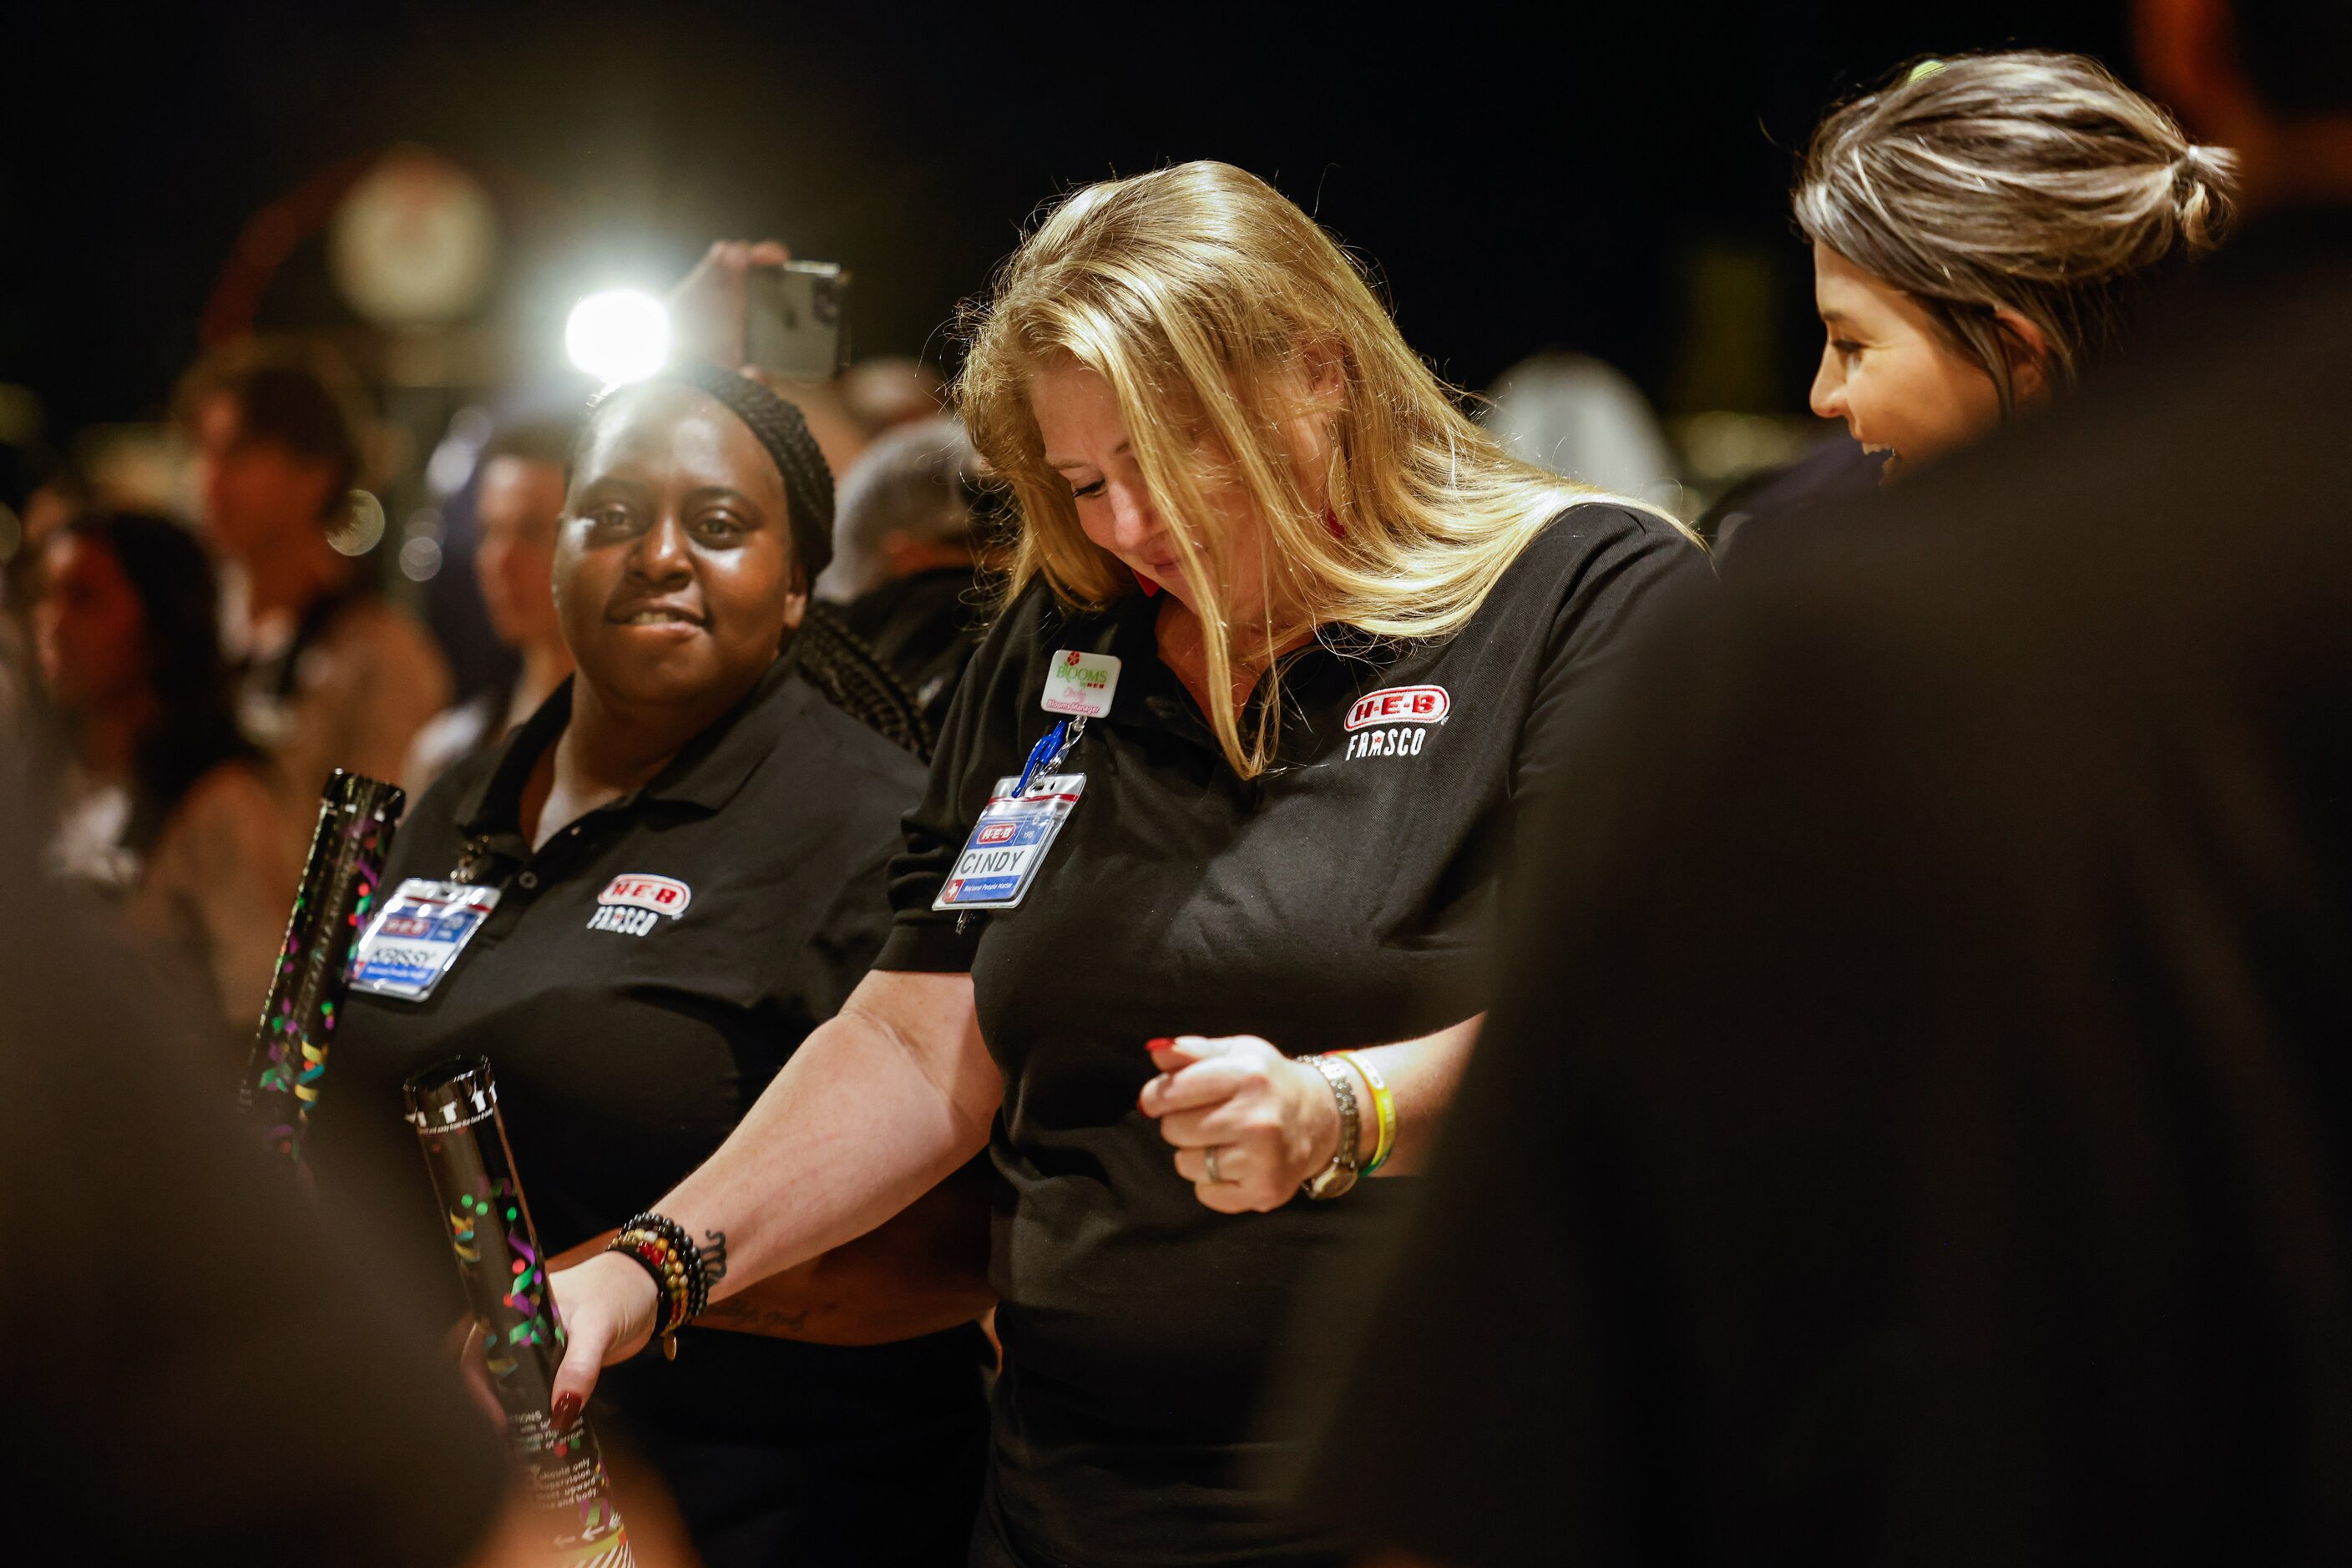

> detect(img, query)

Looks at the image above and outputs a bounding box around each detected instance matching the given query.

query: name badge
[349,878,503,1001]
[1042,650,1120,718]
[933,774,1087,912]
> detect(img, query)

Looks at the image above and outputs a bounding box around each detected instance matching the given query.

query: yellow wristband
[1336,1051,1396,1174]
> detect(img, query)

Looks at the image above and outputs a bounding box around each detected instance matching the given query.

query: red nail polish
[552,1392,583,1431]
[1146,1037,1174,1052]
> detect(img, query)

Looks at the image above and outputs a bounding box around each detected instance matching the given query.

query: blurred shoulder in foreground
[1301,28,2352,1563]
[0,772,514,1564]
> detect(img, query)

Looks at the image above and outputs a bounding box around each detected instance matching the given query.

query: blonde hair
[959,160,1665,778]
[1796,52,2238,413]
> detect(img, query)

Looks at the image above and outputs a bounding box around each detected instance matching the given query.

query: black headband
[585,363,836,585]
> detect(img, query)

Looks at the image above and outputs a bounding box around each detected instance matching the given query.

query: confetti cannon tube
[407,1056,635,1567]
[239,768,405,1161]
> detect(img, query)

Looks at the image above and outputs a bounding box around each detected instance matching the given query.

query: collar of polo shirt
[1091,584,1400,758]
[452,650,812,842]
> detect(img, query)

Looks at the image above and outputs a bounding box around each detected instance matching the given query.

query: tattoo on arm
[706,1300,808,1334]
[702,1229,729,1281]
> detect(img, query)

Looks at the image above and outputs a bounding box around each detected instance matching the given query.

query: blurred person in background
[667,240,871,478]
[34,510,292,1060]
[1716,51,2237,568]
[320,364,987,1568]
[1300,2,2352,1562]
[180,348,452,853]
[817,415,1004,731]
[842,356,948,437]
[1481,351,1680,504]
[403,419,576,794]
[0,446,84,745]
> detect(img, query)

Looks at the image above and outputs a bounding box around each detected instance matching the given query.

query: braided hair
[580,366,933,758]
[791,601,931,759]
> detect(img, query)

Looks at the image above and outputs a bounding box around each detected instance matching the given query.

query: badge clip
[1012,716,1085,800]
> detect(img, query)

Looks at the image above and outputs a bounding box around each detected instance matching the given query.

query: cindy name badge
[349,878,503,1001]
[934,774,1087,912]
[933,650,1115,914]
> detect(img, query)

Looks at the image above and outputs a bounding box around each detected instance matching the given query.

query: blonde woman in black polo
[549,163,1706,1566]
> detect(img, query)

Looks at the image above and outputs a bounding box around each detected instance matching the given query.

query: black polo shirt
[878,503,1706,1567]
[314,653,989,1568]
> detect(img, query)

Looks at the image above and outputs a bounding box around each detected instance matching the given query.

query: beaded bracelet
[605,1242,680,1356]
[606,1211,712,1359]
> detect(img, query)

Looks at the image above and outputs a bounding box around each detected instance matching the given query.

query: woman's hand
[545,1251,661,1429]
[668,239,792,369]
[1140,1034,1339,1213]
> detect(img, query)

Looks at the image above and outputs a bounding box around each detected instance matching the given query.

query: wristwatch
[1297,1054,1363,1200]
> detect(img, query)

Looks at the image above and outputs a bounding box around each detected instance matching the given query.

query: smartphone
[745,261,849,380]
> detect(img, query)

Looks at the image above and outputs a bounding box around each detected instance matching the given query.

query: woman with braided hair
[315,364,989,1566]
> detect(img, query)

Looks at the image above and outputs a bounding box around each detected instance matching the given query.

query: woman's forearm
[696,1157,994,1343]
[646,970,999,1303]
[547,1151,993,1344]
[1344,1014,1482,1177]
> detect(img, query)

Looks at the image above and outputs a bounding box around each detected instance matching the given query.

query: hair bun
[1793,50,2245,397]
[2172,144,2238,253]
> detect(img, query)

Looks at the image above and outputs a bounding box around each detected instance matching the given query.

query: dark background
[3,0,2132,443]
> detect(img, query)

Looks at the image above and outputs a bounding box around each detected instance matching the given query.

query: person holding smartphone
[316,365,989,1568]
[670,240,871,480]
[543,162,1706,1566]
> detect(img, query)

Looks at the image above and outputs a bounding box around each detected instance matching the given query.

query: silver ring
[1204,1145,1225,1184]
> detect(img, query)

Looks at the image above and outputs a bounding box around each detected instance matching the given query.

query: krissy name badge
[1041,649,1120,718]
[934,773,1087,912]
[350,879,502,1001]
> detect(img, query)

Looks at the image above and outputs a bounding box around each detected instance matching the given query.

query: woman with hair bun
[547,161,1705,1565]
[1798,51,2237,482]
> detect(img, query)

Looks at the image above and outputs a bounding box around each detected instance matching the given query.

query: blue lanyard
[1011,717,1083,797]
